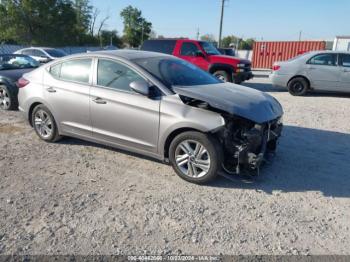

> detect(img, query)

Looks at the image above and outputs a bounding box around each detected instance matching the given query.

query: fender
[208,63,235,74]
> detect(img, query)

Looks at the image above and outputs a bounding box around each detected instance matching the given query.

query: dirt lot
[0,77,350,255]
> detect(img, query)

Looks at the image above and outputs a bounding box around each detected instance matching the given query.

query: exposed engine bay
[180,95,283,175]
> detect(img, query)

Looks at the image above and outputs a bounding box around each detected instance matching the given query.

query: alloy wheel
[0,86,10,110]
[34,109,53,139]
[175,140,211,178]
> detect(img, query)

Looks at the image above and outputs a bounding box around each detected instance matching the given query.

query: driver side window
[97,59,144,92]
[180,42,200,56]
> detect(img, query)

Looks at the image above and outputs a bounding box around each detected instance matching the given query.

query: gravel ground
[0,78,350,255]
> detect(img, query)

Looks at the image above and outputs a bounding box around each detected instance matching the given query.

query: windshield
[199,42,221,55]
[0,55,39,70]
[133,57,221,88]
[44,49,67,58]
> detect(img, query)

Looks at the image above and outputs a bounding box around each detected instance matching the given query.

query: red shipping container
[252,41,326,69]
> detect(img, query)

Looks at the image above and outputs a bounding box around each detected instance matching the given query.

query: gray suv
[18,50,283,184]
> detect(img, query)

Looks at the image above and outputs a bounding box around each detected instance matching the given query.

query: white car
[270,51,350,96]
[14,47,67,63]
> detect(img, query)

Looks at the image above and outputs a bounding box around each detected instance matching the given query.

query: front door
[306,53,341,91]
[90,58,160,153]
[178,42,210,71]
[339,53,350,92]
[43,58,93,137]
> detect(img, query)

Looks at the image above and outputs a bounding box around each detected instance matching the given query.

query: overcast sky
[90,0,349,41]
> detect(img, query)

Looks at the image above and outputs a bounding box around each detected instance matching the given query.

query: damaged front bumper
[219,116,283,175]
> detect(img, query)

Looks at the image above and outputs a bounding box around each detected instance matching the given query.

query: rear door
[178,41,210,71]
[44,58,93,137]
[306,53,341,91]
[339,54,350,91]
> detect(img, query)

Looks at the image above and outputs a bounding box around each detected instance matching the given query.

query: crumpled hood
[173,83,283,124]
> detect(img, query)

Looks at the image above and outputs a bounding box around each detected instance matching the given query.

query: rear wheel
[0,85,17,110]
[32,104,61,142]
[288,77,309,96]
[169,131,222,184]
[213,70,232,83]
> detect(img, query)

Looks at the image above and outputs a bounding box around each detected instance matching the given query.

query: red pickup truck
[141,39,253,84]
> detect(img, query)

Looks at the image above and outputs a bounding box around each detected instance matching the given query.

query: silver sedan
[270,51,350,96]
[18,50,283,184]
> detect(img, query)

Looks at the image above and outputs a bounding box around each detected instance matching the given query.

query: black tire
[213,70,232,83]
[288,77,309,96]
[234,78,242,85]
[169,131,223,184]
[31,104,61,142]
[0,84,17,110]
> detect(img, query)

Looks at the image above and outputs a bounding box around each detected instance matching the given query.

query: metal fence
[0,44,112,55]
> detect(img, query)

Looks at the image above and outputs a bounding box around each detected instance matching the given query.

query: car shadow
[210,125,350,198]
[241,82,286,93]
[57,126,350,198]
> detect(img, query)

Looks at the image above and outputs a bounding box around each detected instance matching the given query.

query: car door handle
[46,87,56,93]
[92,97,107,104]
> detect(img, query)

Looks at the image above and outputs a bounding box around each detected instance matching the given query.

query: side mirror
[130,80,150,96]
[196,51,205,58]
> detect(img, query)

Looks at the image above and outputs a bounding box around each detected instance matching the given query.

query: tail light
[272,65,281,71]
[17,77,30,88]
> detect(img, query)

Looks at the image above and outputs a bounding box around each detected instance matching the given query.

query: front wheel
[32,104,61,142]
[213,70,232,83]
[169,131,223,184]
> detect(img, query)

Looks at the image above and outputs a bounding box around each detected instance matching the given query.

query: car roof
[66,50,171,61]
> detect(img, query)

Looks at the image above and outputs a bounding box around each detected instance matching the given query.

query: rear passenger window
[340,54,350,67]
[97,59,144,92]
[308,54,336,66]
[60,59,92,84]
[141,40,176,54]
[180,42,200,56]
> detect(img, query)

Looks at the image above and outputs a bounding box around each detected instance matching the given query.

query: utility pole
[299,30,302,41]
[196,27,200,40]
[141,21,144,45]
[218,0,228,48]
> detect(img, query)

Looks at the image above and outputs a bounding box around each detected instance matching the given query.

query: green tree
[0,0,101,46]
[221,35,255,50]
[99,30,124,48]
[120,5,152,47]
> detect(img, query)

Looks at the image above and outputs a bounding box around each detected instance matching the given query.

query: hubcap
[34,110,53,139]
[292,82,304,93]
[175,140,211,178]
[216,74,226,82]
[0,86,10,110]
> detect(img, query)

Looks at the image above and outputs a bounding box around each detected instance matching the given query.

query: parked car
[141,39,253,84]
[0,54,39,110]
[218,48,236,57]
[271,51,350,96]
[14,47,67,63]
[18,50,283,184]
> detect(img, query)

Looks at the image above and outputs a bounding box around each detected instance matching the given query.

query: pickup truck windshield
[199,42,221,55]
[133,57,221,88]
[0,55,39,70]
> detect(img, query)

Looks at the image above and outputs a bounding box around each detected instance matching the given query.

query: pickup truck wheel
[213,70,232,82]
[288,77,309,96]
[169,131,223,184]
[0,84,17,110]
